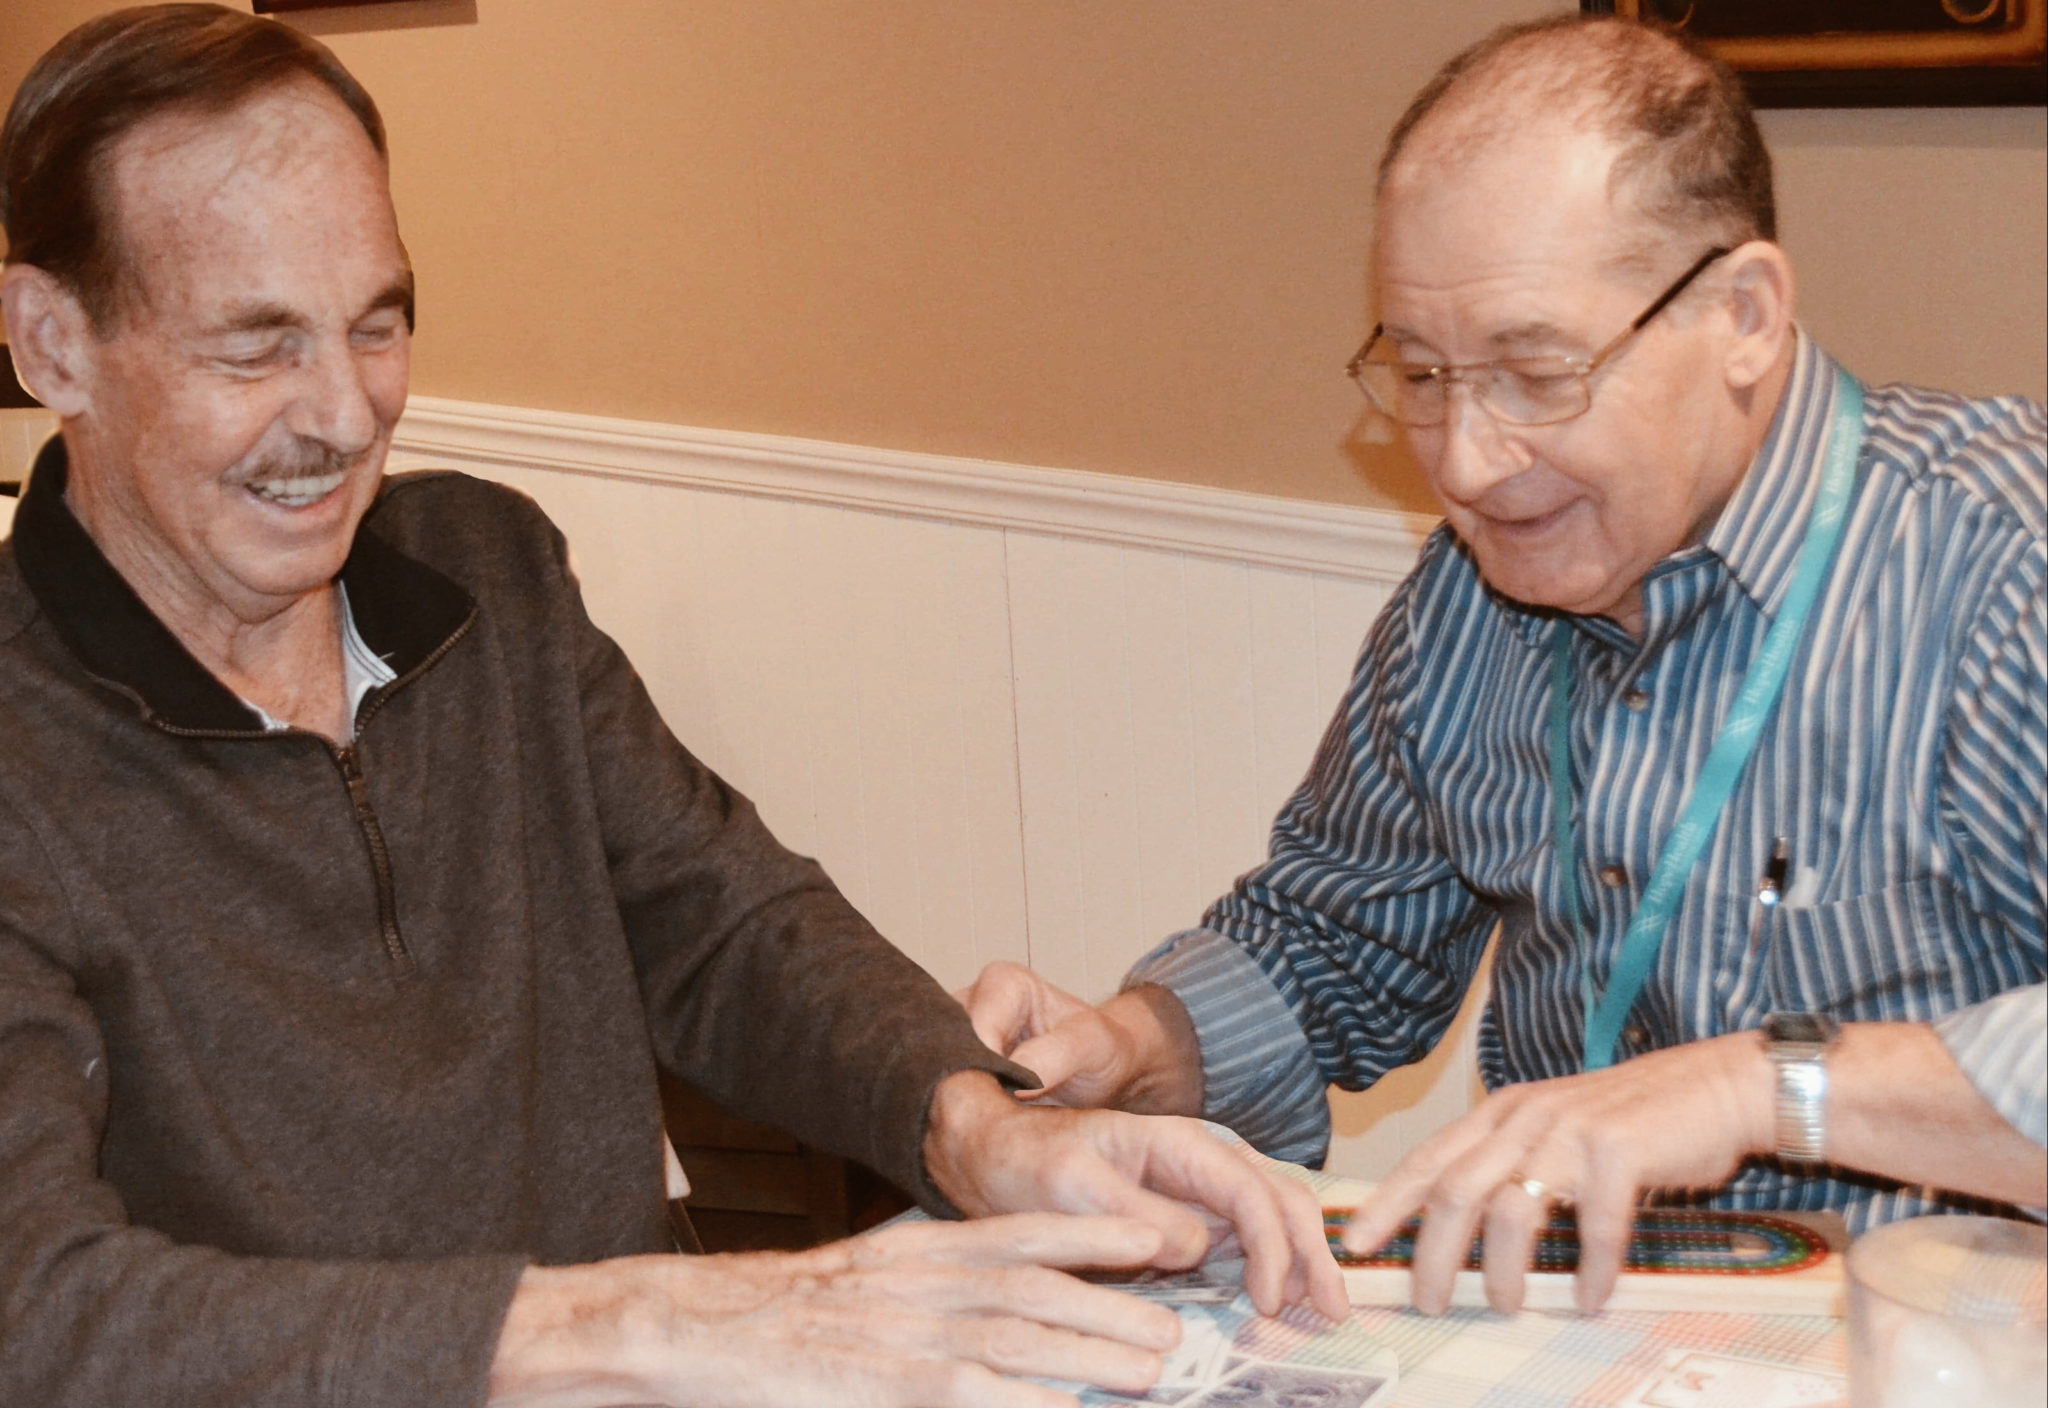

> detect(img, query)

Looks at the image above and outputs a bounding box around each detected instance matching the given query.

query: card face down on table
[1318,1177,1848,1317]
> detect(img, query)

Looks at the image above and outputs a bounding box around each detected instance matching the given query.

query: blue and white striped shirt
[1132,335,2046,1230]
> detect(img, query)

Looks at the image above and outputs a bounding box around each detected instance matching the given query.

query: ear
[1716,239,1795,393]
[2,263,97,418]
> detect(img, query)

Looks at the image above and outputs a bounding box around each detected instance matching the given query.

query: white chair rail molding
[387,396,1481,1180]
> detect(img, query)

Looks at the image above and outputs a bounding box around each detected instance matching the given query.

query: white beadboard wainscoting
[390,398,1486,1180]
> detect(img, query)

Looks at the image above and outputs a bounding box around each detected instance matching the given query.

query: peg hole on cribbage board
[1324,1206,1830,1276]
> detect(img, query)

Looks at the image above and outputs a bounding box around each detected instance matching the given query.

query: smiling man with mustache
[965,13,2046,1317]
[0,7,1344,1406]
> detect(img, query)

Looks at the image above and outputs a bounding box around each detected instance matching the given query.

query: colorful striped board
[1318,1179,1848,1317]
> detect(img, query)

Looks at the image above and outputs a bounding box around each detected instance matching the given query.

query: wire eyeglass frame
[1346,245,1734,429]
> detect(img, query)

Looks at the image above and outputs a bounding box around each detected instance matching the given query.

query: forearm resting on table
[1825,1020,2046,1207]
[486,1204,1185,1407]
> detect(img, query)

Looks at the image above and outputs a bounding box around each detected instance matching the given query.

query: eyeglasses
[1346,246,1732,429]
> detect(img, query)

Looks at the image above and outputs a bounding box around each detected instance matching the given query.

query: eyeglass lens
[1350,245,1733,430]
[1354,359,1592,428]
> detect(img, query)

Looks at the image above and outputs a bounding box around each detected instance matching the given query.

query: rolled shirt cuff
[1125,928,1330,1166]
[1932,983,2047,1147]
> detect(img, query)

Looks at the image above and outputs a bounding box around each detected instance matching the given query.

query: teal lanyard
[1552,369,1864,1070]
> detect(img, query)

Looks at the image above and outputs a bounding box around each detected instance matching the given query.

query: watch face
[1765,1012,1837,1044]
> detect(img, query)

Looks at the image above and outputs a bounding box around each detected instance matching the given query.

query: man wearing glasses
[965,14,2046,1314]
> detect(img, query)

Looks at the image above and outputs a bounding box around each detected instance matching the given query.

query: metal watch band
[1762,1012,1839,1164]
[1770,1047,1830,1163]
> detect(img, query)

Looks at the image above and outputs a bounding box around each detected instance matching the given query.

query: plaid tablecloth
[888,1128,1848,1406]
[1089,1135,1847,1406]
[1161,1296,1842,1408]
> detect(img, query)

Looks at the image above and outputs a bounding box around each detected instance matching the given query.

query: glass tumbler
[1847,1214,2046,1408]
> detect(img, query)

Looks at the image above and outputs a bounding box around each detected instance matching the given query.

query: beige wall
[4,1,2043,513]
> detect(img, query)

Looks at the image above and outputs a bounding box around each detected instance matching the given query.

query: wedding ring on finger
[1508,1174,1571,1208]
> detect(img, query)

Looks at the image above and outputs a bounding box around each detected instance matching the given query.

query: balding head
[1379,17,1772,266]
[2,4,387,331]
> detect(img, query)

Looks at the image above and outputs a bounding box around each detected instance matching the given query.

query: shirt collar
[1498,328,1855,648]
[11,435,473,734]
[239,582,399,737]
[1698,329,1857,621]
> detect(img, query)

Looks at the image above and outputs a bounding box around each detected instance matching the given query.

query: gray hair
[1378,15,1774,252]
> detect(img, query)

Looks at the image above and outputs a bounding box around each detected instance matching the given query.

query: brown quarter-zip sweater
[0,442,1026,1407]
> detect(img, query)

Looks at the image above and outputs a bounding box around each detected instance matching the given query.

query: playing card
[1083,1383,1205,1406]
[1155,1311,1232,1389]
[1124,1274,1243,1306]
[1188,1360,1396,1406]
[1064,1299,1252,1405]
[1082,1268,1241,1302]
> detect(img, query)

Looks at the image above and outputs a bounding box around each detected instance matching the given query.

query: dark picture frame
[1583,1,2048,106]
[251,1,419,13]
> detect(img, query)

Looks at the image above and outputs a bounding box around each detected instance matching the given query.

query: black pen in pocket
[1748,835,1790,950]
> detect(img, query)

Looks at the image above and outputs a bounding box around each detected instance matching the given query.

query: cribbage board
[1316,1177,1848,1317]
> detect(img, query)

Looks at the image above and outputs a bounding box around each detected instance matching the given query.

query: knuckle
[1430,1189,1475,1222]
[978,1315,1040,1369]
[1008,1264,1068,1311]
[1275,1175,1324,1218]
[1431,1171,1490,1217]
[1577,1125,1633,1169]
[935,1358,996,1403]
[1485,1186,1539,1232]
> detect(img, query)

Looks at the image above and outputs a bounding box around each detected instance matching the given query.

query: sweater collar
[13,436,473,733]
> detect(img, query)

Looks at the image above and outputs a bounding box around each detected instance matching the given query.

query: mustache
[240,439,374,486]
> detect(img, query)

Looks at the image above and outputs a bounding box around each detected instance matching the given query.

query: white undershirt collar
[239,581,398,738]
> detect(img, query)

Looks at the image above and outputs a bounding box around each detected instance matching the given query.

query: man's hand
[1338,1033,1771,1315]
[489,1214,1183,1407]
[925,1070,1349,1323]
[957,962,1202,1116]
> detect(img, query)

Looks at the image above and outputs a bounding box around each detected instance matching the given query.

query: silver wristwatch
[1761,1012,1841,1164]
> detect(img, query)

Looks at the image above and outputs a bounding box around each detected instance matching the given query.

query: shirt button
[1623,1024,1650,1050]
[1622,687,1650,711]
[1599,864,1629,889]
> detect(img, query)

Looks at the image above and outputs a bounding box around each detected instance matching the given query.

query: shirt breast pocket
[1763,875,1990,1021]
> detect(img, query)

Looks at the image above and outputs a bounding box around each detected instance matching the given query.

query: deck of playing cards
[1054,1271,1398,1407]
